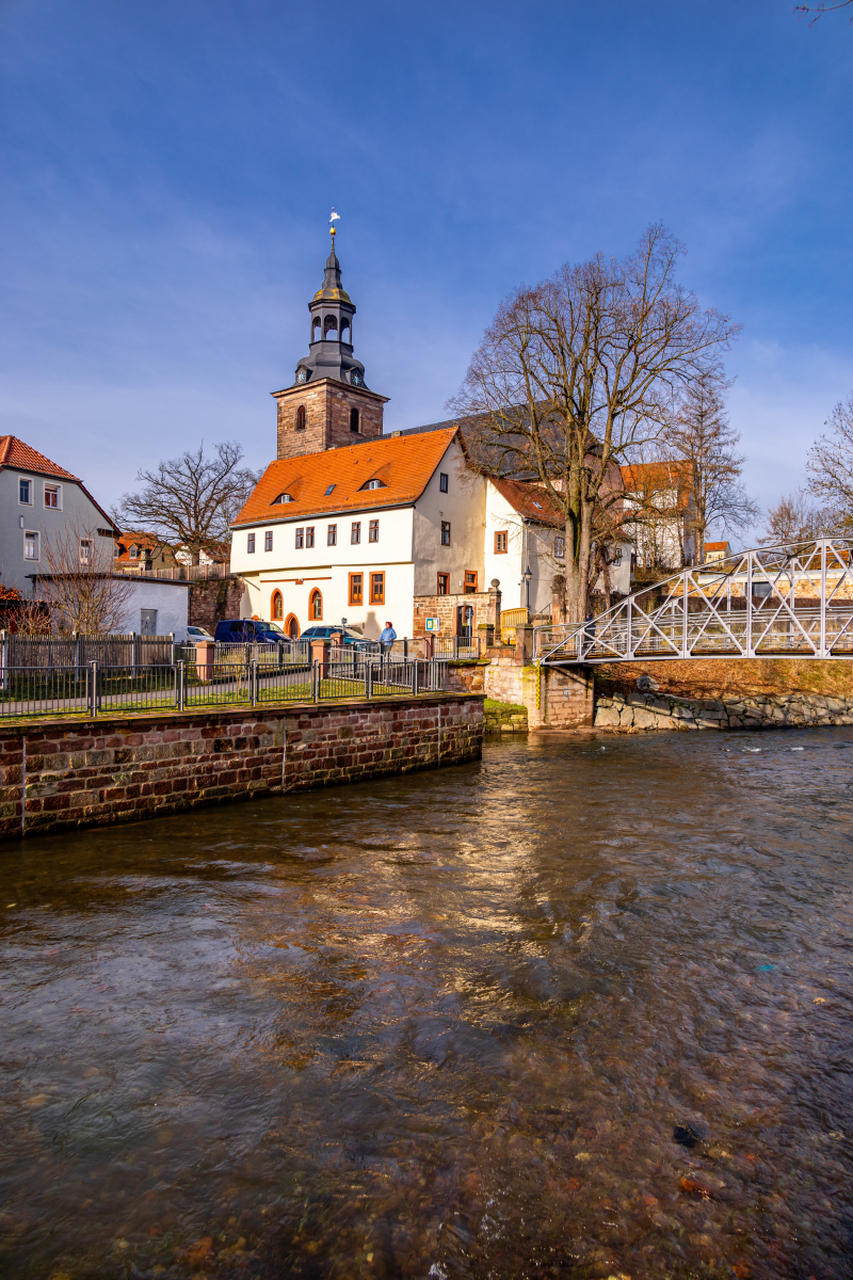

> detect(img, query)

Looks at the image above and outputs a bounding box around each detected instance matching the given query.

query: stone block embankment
[595,689,853,732]
[483,703,528,735]
[0,694,483,841]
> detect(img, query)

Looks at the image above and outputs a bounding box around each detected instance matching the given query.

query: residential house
[115,532,179,574]
[703,540,732,564]
[0,436,190,637]
[0,435,118,592]
[620,459,696,571]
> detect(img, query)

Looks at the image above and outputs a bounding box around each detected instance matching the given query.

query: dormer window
[273,492,295,504]
[360,478,386,491]
[129,545,139,559]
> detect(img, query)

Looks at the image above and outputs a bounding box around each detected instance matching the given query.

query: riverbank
[593,657,853,732]
[594,686,853,731]
[0,692,483,841]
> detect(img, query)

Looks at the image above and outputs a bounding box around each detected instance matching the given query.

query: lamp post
[521,564,532,612]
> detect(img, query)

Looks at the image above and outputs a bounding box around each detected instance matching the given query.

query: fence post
[365,660,373,700]
[312,660,320,703]
[412,659,419,697]
[0,630,5,692]
[89,661,98,716]
[169,632,175,664]
[403,636,408,659]
[250,659,258,707]
[177,660,185,711]
[73,631,79,668]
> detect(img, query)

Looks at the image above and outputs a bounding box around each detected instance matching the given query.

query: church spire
[293,214,367,389]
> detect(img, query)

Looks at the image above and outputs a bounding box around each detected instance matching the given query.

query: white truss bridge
[534,540,853,666]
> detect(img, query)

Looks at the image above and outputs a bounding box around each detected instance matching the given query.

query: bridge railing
[535,538,853,665]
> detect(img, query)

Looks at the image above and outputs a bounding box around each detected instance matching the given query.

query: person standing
[379,621,396,669]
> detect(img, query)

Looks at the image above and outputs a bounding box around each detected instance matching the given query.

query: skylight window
[324,484,335,495]
[532,500,542,509]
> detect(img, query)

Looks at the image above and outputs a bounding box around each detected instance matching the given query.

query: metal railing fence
[430,636,481,660]
[0,631,177,669]
[0,658,447,721]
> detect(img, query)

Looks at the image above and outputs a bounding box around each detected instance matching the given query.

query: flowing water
[1,731,852,1280]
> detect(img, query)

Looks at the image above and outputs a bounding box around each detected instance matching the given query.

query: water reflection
[1,732,852,1278]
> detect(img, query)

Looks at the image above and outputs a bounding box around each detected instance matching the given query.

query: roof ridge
[234,426,458,527]
[0,434,81,480]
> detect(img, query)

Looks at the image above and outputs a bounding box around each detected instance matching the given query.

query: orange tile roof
[114,532,163,563]
[621,460,693,512]
[0,435,79,480]
[489,476,563,526]
[234,428,458,526]
[704,541,730,551]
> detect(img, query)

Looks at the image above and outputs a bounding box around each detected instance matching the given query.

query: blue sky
[1,0,851,532]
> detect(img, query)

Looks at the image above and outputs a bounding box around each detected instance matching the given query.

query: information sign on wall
[424,617,441,632]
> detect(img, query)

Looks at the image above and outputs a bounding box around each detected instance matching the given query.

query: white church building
[231,232,628,641]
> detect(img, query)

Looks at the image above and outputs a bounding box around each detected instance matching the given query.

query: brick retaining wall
[0,694,482,841]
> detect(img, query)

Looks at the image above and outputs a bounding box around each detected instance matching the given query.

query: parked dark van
[213,619,290,645]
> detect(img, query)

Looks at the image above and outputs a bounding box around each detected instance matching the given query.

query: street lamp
[521,564,532,611]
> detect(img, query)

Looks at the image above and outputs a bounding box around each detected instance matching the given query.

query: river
[1,731,852,1279]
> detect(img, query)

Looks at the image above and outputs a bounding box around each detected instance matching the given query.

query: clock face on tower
[351,371,363,386]
[295,368,307,384]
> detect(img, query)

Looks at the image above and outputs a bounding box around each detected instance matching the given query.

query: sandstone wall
[595,688,853,732]
[188,576,248,631]
[274,380,386,460]
[484,658,593,729]
[0,694,482,841]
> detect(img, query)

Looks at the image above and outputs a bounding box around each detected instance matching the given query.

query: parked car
[299,624,379,653]
[186,625,215,642]
[213,619,291,645]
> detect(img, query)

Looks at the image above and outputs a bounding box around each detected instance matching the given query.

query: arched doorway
[309,588,323,621]
[271,590,283,621]
[284,613,300,640]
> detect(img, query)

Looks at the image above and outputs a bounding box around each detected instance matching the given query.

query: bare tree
[805,392,853,534]
[450,224,739,625]
[760,489,830,545]
[116,441,260,566]
[664,370,759,559]
[37,524,135,634]
[794,0,853,23]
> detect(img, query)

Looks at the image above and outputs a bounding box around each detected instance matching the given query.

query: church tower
[273,225,388,460]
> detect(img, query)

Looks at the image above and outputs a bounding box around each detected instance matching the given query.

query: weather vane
[330,207,340,241]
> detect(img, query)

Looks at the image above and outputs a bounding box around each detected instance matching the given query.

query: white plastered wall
[484,481,556,614]
[235,506,417,639]
[412,438,486,596]
[116,580,190,639]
